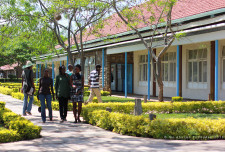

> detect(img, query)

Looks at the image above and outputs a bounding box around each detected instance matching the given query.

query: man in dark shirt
[55,65,71,122]
[21,61,35,116]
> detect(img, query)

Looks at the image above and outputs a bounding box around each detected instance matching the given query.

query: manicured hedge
[149,118,225,140]
[0,129,21,143]
[0,87,13,95]
[7,91,225,114]
[0,102,42,143]
[82,101,225,115]
[0,78,22,83]
[172,96,183,102]
[84,90,110,96]
[1,83,110,97]
[82,109,225,140]
[0,101,5,109]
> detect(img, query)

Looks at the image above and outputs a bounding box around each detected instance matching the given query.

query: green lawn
[143,113,225,119]
[83,96,135,103]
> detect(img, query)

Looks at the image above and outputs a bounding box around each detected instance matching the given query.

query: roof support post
[147,50,151,100]
[102,48,105,88]
[125,52,127,98]
[215,40,219,101]
[176,46,180,96]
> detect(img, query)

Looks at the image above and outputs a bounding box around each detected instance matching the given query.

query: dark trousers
[58,97,68,119]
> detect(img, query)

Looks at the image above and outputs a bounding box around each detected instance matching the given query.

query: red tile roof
[55,0,225,49]
[0,63,18,71]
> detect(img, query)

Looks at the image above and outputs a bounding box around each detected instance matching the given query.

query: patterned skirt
[70,90,83,103]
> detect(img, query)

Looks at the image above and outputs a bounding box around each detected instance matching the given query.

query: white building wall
[182,42,211,100]
[133,50,153,96]
[132,42,213,100]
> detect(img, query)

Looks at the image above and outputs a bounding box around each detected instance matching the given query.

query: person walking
[87,64,102,103]
[70,64,84,123]
[37,68,55,123]
[21,61,35,116]
[55,65,70,122]
[66,64,73,77]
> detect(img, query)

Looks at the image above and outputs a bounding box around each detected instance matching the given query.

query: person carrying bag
[21,61,35,116]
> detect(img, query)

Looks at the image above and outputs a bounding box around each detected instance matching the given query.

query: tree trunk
[80,46,85,104]
[67,47,74,66]
[156,57,164,102]
[79,30,85,78]
[157,75,164,102]
[80,50,85,77]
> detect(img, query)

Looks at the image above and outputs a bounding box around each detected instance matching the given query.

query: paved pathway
[0,93,224,152]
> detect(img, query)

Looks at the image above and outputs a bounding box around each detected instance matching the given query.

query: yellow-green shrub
[149,118,225,139]
[82,109,225,140]
[51,102,59,110]
[0,83,22,88]
[92,97,98,103]
[12,92,24,101]
[0,101,5,109]
[0,102,42,141]
[101,91,110,96]
[172,96,183,102]
[7,88,225,114]
[0,129,21,143]
[83,91,90,96]
[83,90,110,96]
[84,87,89,92]
[2,112,19,126]
[82,101,225,115]
[0,87,13,95]
[12,88,20,93]
[9,119,41,139]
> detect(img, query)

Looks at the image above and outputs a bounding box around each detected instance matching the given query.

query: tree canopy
[0,0,61,65]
